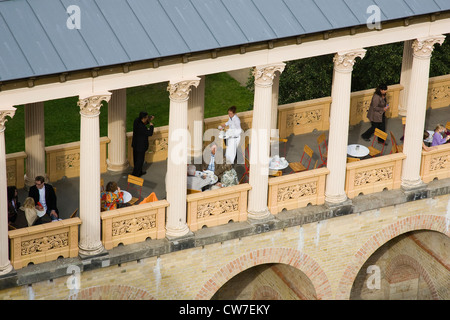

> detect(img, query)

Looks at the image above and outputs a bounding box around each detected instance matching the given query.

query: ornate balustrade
[101,200,168,250]
[187,183,251,231]
[267,167,329,214]
[345,153,405,199]
[8,217,81,269]
[45,137,110,182]
[6,151,26,189]
[427,74,450,109]
[278,97,332,139]
[420,143,450,183]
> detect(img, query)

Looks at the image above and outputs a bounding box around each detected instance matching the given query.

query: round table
[269,157,289,170]
[347,144,369,158]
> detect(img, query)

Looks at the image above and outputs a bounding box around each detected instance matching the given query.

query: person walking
[131,111,154,177]
[361,84,389,143]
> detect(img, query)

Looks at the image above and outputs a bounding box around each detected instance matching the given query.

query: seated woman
[7,186,20,224]
[431,124,450,146]
[19,197,50,227]
[101,181,124,211]
[423,131,438,152]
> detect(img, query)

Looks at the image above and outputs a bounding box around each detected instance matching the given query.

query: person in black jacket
[28,176,59,221]
[131,111,154,177]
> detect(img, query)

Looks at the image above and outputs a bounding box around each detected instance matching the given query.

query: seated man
[28,175,60,221]
[201,144,232,181]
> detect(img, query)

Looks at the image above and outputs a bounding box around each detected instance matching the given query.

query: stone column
[78,93,111,256]
[187,75,205,164]
[0,106,16,275]
[166,79,200,238]
[271,73,280,133]
[107,89,129,172]
[248,63,285,220]
[24,102,47,186]
[401,36,445,190]
[325,49,366,204]
[398,40,414,117]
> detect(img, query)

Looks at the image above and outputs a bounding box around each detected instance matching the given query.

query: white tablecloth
[347,144,369,157]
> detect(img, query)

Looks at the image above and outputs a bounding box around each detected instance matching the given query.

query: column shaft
[398,40,414,117]
[107,89,129,171]
[78,94,111,256]
[401,36,445,189]
[0,107,16,275]
[188,75,205,164]
[325,50,366,204]
[248,64,285,220]
[24,102,46,186]
[166,79,200,238]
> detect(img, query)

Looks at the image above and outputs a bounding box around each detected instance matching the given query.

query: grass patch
[4,72,253,154]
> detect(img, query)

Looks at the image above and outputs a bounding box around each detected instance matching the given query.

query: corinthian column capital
[253,63,286,87]
[0,106,16,131]
[333,49,366,72]
[167,78,201,102]
[78,93,112,116]
[412,35,446,59]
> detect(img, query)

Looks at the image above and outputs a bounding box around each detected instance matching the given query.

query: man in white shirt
[223,106,242,164]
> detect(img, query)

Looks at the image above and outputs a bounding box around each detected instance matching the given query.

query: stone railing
[278,97,332,139]
[45,137,110,182]
[349,84,403,126]
[427,74,450,109]
[345,153,405,199]
[101,200,168,250]
[267,167,329,215]
[420,143,450,183]
[186,183,251,231]
[6,151,26,189]
[8,217,81,270]
[126,125,169,165]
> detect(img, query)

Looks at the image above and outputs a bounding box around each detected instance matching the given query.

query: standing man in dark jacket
[131,111,154,177]
[28,175,59,221]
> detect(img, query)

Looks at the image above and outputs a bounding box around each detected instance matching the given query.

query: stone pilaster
[107,89,129,171]
[0,107,16,275]
[398,40,414,117]
[24,102,47,186]
[188,75,205,164]
[166,79,200,238]
[401,35,445,190]
[248,63,285,220]
[325,49,366,204]
[77,93,111,256]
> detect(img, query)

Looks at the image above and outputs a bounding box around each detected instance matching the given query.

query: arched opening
[350,230,449,300]
[211,263,317,300]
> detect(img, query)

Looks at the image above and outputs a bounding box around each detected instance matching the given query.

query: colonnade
[0,35,445,274]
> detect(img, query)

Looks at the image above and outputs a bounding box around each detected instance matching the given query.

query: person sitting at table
[187,164,211,192]
[101,181,124,211]
[201,144,232,181]
[423,131,437,152]
[22,197,51,226]
[431,124,450,146]
[7,185,20,224]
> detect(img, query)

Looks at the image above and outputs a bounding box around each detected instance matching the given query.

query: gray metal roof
[0,0,448,82]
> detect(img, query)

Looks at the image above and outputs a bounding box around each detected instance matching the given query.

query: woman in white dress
[223,106,242,164]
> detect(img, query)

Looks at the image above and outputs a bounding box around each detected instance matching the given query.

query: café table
[347,144,369,158]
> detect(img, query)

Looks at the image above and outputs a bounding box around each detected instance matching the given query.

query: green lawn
[4,72,253,154]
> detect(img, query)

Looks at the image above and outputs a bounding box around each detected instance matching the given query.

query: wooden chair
[317,133,328,168]
[239,143,250,184]
[8,223,17,230]
[69,208,78,219]
[347,157,360,163]
[368,128,388,157]
[269,170,282,177]
[127,175,144,205]
[187,188,202,194]
[389,131,403,154]
[289,144,313,173]
[446,121,450,133]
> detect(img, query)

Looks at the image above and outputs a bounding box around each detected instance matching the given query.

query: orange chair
[127,175,144,205]
[139,192,158,204]
[368,128,388,157]
[389,131,403,154]
[289,144,314,173]
[317,133,328,168]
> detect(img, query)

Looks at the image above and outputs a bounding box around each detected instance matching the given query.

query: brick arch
[195,247,332,300]
[67,285,154,300]
[336,214,450,300]
[385,254,440,300]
